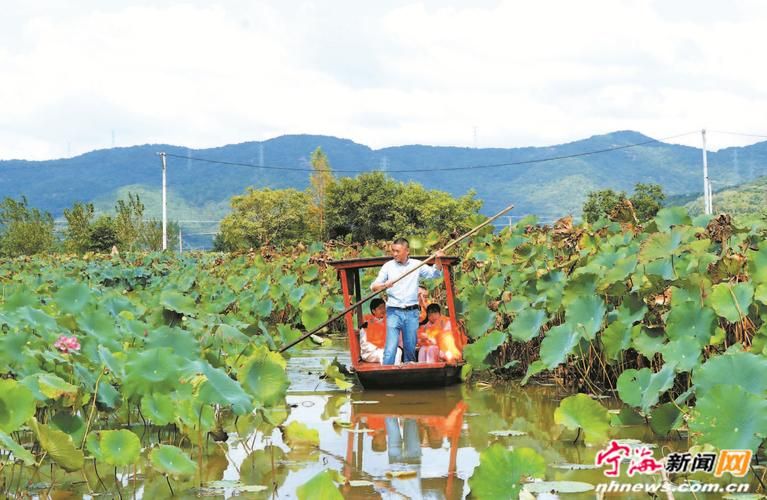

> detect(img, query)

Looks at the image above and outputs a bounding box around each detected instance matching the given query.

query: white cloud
[1,0,766,160]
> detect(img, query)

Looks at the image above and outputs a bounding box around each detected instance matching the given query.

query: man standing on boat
[371,238,444,365]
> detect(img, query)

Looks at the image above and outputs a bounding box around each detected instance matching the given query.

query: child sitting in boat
[417,304,462,363]
[360,298,402,364]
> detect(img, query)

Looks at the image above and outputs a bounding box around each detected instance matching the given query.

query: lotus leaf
[507,308,547,342]
[465,306,497,338]
[539,323,578,369]
[689,384,767,452]
[0,379,36,433]
[0,430,35,465]
[468,444,546,499]
[649,402,684,436]
[601,320,631,361]
[55,281,91,314]
[708,282,753,323]
[301,305,328,331]
[30,418,84,472]
[566,295,606,340]
[296,470,343,500]
[160,290,197,316]
[88,429,141,466]
[554,394,610,445]
[198,363,253,415]
[665,301,715,348]
[654,207,692,232]
[694,351,767,398]
[283,421,319,448]
[661,339,701,373]
[237,347,289,407]
[463,330,505,369]
[150,444,198,478]
[616,365,675,414]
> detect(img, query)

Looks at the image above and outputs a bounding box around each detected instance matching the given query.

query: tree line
[0,146,668,256]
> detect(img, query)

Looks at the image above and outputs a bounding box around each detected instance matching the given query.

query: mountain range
[2,131,766,246]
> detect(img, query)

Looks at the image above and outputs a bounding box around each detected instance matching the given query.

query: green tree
[63,202,95,253]
[88,215,119,252]
[582,189,627,223]
[630,183,665,222]
[309,148,334,241]
[216,188,311,250]
[582,183,665,223]
[325,172,482,242]
[141,220,181,251]
[0,196,55,256]
[114,193,145,251]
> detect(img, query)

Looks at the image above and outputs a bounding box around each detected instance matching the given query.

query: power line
[162,131,698,174]
[710,130,767,139]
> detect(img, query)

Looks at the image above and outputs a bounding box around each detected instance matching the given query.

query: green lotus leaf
[150,444,198,478]
[301,306,328,331]
[146,326,200,360]
[747,243,767,285]
[599,255,637,289]
[55,281,91,315]
[14,306,58,331]
[0,379,36,433]
[123,347,184,397]
[665,301,715,348]
[3,288,37,310]
[468,444,546,499]
[670,285,703,308]
[0,430,35,465]
[566,295,606,340]
[465,306,496,338]
[562,274,597,308]
[644,257,675,280]
[755,283,767,306]
[253,298,274,318]
[508,308,547,342]
[302,265,320,282]
[197,364,254,415]
[237,347,289,407]
[639,231,683,262]
[694,351,767,399]
[708,282,753,323]
[631,326,665,358]
[50,412,85,444]
[554,394,610,445]
[159,290,197,316]
[25,372,78,400]
[616,365,675,414]
[296,470,342,500]
[661,339,701,373]
[77,310,117,344]
[521,360,546,385]
[601,320,631,361]
[89,430,141,466]
[463,331,505,370]
[654,207,692,232]
[649,402,684,436]
[283,421,319,449]
[97,383,121,409]
[30,418,84,472]
[539,323,579,369]
[611,407,644,426]
[240,446,288,486]
[615,294,648,325]
[141,393,175,426]
[299,291,321,310]
[689,384,767,452]
[288,286,306,306]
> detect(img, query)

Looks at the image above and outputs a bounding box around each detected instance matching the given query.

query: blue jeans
[383,307,419,364]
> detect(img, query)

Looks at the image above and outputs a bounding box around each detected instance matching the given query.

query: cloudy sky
[2,0,766,160]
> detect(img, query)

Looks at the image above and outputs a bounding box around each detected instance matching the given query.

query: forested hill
[2,131,766,220]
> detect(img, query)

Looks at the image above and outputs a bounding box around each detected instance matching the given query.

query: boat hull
[354,362,463,389]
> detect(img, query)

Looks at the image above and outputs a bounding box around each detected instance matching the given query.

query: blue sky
[2,0,766,159]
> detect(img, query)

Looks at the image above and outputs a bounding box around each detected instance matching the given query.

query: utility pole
[701,129,712,215]
[160,152,168,250]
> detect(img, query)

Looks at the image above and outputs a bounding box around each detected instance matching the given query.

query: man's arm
[370,263,390,292]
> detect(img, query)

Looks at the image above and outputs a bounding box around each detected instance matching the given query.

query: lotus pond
[4,208,767,497]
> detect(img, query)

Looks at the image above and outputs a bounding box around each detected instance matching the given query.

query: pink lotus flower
[54,335,81,354]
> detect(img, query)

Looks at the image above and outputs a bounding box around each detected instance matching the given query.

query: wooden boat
[328,255,466,389]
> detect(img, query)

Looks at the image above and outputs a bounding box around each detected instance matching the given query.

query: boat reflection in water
[341,387,468,499]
